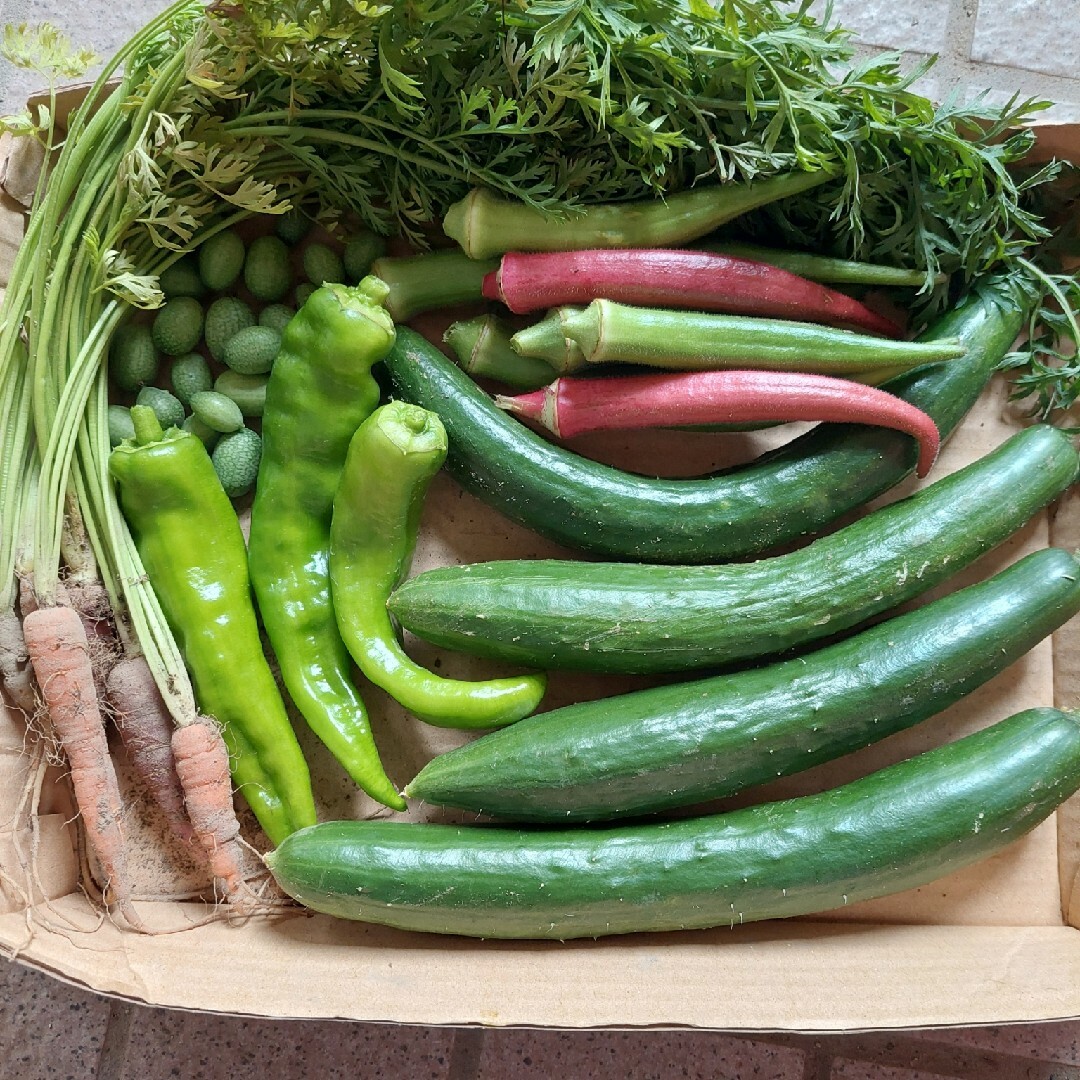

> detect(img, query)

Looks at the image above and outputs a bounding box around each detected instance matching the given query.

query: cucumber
[214,370,268,417]
[303,242,344,287]
[383,284,1027,562]
[159,256,206,300]
[244,235,293,302]
[266,707,1080,939]
[275,207,311,246]
[212,427,262,497]
[134,386,185,432]
[406,548,1080,821]
[258,303,295,335]
[204,297,256,362]
[190,390,244,434]
[109,322,159,392]
[107,405,135,447]
[221,325,281,375]
[198,229,245,291]
[151,296,204,357]
[389,424,1079,674]
[170,352,213,407]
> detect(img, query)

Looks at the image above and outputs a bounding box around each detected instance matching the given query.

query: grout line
[446,1026,487,1080]
[802,1044,834,1080]
[94,999,136,1080]
[774,1030,1080,1080]
[942,0,979,67]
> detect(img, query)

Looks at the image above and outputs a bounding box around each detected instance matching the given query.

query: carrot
[106,656,194,847]
[171,716,256,907]
[21,603,144,931]
[496,368,942,478]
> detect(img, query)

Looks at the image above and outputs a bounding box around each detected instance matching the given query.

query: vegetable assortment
[383,289,1021,564]
[2,0,1080,946]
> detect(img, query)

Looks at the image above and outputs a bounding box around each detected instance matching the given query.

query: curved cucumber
[266,708,1080,939]
[405,548,1080,821]
[389,424,1079,674]
[382,284,1026,563]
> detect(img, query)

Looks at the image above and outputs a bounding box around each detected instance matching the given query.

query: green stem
[369,250,497,322]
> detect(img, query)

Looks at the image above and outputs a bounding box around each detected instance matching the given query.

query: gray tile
[816,0,951,56]
[832,1060,946,1080]
[972,0,1080,78]
[119,1007,454,1080]
[0,0,173,115]
[477,1029,806,1080]
[0,957,111,1079]
[911,1022,1080,1064]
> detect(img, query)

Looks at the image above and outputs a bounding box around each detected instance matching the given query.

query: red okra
[484,249,901,337]
[497,369,941,477]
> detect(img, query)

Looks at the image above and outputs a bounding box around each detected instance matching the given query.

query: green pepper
[246,279,405,810]
[109,407,317,846]
[329,402,547,728]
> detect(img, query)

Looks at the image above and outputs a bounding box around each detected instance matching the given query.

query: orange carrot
[171,716,252,906]
[21,604,144,931]
[106,656,194,847]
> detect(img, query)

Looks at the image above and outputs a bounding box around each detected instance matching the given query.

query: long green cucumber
[266,708,1080,940]
[405,548,1080,822]
[382,283,1026,563]
[389,424,1079,674]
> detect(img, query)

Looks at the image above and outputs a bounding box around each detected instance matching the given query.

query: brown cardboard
[2,88,1080,1030]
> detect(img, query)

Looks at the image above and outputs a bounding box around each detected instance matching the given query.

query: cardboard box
[1,89,1079,1031]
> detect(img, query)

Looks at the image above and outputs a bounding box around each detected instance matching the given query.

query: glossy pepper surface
[109,407,317,846]
[329,402,546,728]
[246,279,405,809]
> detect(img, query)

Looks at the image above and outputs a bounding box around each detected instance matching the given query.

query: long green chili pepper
[329,402,547,729]
[246,279,405,810]
[109,407,317,846]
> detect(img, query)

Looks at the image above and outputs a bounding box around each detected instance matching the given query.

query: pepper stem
[130,405,164,446]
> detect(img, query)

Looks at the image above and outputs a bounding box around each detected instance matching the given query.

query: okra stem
[509,307,588,373]
[443,172,833,260]
[444,316,555,390]
[561,300,967,376]
[369,250,498,322]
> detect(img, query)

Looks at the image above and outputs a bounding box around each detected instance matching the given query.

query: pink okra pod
[483,248,903,337]
[496,369,941,478]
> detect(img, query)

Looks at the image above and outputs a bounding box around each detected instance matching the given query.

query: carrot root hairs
[21,604,145,932]
[106,656,194,847]
[171,716,282,912]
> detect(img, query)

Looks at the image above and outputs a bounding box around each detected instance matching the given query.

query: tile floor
[5,0,1080,1076]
